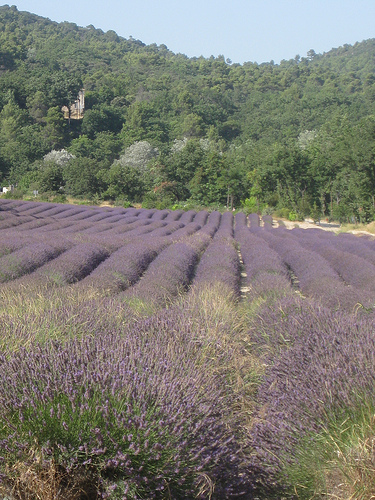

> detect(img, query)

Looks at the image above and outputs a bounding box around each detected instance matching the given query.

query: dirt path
[278,218,340,232]
[277,218,375,237]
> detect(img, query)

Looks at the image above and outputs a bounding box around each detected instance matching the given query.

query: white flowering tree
[43,149,75,167]
[115,141,159,173]
[297,130,317,150]
[170,137,189,154]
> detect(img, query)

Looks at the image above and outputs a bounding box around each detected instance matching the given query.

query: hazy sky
[8,0,375,64]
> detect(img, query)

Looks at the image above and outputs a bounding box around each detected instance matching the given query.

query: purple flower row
[290,228,375,292]
[0,241,68,283]
[248,213,260,227]
[0,213,35,230]
[123,231,211,307]
[193,235,241,297]
[249,298,375,490]
[31,243,110,285]
[80,239,169,294]
[234,224,292,300]
[252,226,372,311]
[0,307,254,497]
[0,235,27,257]
[234,225,288,283]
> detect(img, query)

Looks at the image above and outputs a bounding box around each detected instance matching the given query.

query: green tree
[104,162,146,202]
[63,157,101,197]
[189,151,226,205]
[43,106,66,149]
[36,161,64,193]
[163,139,205,200]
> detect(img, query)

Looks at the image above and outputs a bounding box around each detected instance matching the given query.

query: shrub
[288,210,298,221]
[0,323,253,498]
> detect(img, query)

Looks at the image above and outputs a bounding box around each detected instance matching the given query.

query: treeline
[1,5,375,220]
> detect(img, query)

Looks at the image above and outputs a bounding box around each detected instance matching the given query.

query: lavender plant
[216,211,234,237]
[252,226,372,311]
[33,205,73,218]
[164,209,184,221]
[262,215,273,226]
[0,325,253,498]
[234,225,292,301]
[119,220,167,238]
[122,241,200,309]
[0,214,34,230]
[248,213,260,227]
[80,239,168,294]
[36,220,73,232]
[145,221,184,237]
[122,231,211,310]
[207,210,221,228]
[193,210,209,226]
[292,230,375,293]
[166,222,202,241]
[235,226,287,282]
[17,218,56,231]
[4,201,46,213]
[193,236,241,298]
[150,209,169,220]
[52,207,88,219]
[10,202,59,217]
[103,218,151,235]
[0,242,67,282]
[0,235,26,257]
[249,301,375,496]
[234,211,247,228]
[33,243,110,285]
[179,210,197,224]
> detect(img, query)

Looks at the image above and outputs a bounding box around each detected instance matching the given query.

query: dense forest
[1,4,375,221]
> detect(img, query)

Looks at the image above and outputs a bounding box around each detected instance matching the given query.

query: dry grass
[181,284,264,426]
[289,413,375,500]
[0,457,100,500]
[338,221,375,236]
[323,421,375,500]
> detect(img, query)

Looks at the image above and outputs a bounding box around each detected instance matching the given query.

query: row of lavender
[235,212,375,312]
[0,201,244,310]
[0,203,250,498]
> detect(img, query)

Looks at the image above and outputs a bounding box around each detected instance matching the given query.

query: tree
[118,141,159,173]
[163,139,205,200]
[42,107,66,149]
[307,49,317,61]
[81,106,123,138]
[189,151,226,205]
[63,157,101,197]
[34,149,75,193]
[36,162,64,193]
[49,73,83,121]
[104,162,146,202]
[26,90,48,123]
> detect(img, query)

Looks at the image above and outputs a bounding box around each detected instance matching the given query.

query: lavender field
[0,199,375,499]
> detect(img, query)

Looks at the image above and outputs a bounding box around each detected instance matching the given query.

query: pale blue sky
[7,1,375,64]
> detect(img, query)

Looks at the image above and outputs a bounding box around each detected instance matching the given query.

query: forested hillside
[1,4,375,221]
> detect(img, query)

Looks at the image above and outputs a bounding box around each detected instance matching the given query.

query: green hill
[0,4,375,220]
